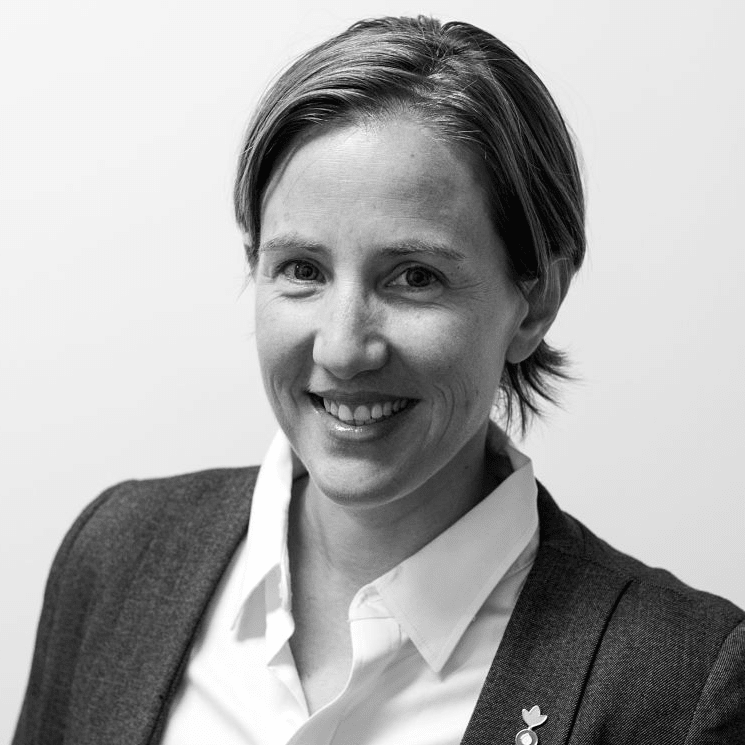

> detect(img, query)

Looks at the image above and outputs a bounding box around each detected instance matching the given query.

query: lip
[309,389,416,405]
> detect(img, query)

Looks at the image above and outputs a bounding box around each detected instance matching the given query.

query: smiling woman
[12,14,745,745]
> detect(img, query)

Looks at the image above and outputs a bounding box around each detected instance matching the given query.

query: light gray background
[2,0,744,739]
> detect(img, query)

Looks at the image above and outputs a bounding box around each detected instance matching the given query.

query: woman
[14,15,744,745]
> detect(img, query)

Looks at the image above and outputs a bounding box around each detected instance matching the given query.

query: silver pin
[515,705,548,745]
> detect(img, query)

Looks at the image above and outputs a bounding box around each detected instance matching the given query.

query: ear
[506,268,566,364]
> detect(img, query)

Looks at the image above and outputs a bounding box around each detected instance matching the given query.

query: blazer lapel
[145,469,257,744]
[73,468,257,745]
[461,486,632,745]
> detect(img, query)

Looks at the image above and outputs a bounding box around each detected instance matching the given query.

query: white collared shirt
[161,425,539,745]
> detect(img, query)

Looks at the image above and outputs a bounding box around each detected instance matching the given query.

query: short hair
[234,15,586,432]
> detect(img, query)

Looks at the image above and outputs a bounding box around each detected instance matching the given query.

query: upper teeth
[322,397,411,425]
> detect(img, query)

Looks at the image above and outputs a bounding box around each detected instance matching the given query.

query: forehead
[259,118,499,255]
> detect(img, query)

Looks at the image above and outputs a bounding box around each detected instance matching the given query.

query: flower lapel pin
[514,705,548,745]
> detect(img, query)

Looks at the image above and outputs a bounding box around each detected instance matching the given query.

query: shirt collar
[238,430,295,614]
[235,423,538,672]
[233,430,303,661]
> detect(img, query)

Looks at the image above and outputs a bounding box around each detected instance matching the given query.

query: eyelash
[277,260,443,290]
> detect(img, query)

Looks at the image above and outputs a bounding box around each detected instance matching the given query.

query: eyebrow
[379,240,467,263]
[259,235,468,263]
[259,235,326,255]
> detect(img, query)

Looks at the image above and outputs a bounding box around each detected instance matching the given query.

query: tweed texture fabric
[13,468,745,744]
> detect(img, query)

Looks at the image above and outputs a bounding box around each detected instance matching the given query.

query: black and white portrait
[3,2,744,742]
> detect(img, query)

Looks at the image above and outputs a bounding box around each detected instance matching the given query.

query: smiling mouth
[309,394,415,426]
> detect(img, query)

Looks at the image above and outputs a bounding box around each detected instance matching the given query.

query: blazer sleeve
[12,484,125,745]
[684,619,745,742]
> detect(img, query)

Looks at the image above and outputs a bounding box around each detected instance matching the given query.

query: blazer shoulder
[537,482,744,630]
[58,466,259,580]
[90,465,259,522]
[14,467,259,745]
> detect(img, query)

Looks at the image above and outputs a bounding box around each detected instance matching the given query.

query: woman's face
[255,118,530,510]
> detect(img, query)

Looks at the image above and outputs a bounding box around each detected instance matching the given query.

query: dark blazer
[13,468,745,744]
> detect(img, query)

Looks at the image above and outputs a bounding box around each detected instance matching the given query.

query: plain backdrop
[2,0,744,738]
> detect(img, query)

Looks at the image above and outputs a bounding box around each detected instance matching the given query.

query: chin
[306,459,418,511]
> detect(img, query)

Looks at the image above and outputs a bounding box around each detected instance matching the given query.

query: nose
[312,285,388,379]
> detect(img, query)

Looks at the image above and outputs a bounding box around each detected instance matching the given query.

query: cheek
[392,309,505,404]
[254,293,311,390]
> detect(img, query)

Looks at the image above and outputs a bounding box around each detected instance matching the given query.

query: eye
[281,260,322,282]
[405,267,437,287]
[389,265,442,289]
